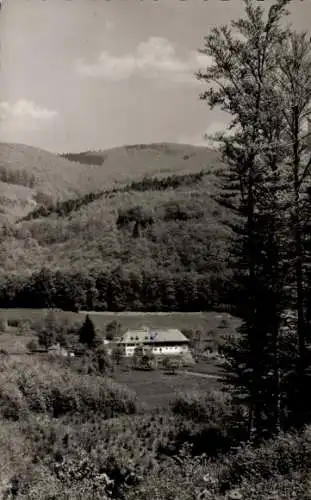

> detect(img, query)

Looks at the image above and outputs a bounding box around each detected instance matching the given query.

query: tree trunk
[292,104,307,425]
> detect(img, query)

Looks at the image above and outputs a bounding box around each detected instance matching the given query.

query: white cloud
[75,36,213,85]
[177,120,231,149]
[0,100,57,121]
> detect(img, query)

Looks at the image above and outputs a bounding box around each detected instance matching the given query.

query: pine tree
[276,31,311,427]
[197,0,293,439]
[79,314,97,349]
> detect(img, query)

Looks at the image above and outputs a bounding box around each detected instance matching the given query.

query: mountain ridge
[0,141,223,221]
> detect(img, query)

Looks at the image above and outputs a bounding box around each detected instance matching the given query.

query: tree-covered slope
[0,142,222,221]
[0,142,234,311]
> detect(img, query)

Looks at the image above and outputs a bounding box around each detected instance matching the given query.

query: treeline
[0,267,233,313]
[60,152,107,165]
[0,166,36,188]
[21,190,105,221]
[127,170,205,192]
[20,171,206,222]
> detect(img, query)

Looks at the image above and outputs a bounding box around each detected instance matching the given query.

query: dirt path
[180,370,222,380]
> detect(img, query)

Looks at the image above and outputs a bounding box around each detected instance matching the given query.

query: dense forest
[0,267,234,313]
[0,166,232,311]
[20,170,207,222]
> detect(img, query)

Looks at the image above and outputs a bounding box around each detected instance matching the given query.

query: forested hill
[0,142,221,220]
[0,142,236,312]
[60,142,221,169]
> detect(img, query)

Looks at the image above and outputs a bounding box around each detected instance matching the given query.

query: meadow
[113,367,222,409]
[0,308,241,333]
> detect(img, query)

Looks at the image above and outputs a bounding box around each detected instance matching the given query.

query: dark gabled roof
[120,326,189,344]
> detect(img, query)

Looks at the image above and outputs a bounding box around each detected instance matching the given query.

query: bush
[75,344,113,375]
[26,339,39,353]
[7,319,21,328]
[218,318,229,329]
[220,428,311,489]
[105,320,122,341]
[162,356,182,374]
[111,344,125,365]
[0,358,138,421]
[171,390,231,424]
[181,351,196,366]
[0,319,8,332]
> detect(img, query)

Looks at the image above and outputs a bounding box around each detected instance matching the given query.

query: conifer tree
[79,314,97,349]
[197,0,293,439]
[276,31,311,427]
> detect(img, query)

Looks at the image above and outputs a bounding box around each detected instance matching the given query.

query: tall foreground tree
[276,32,311,426]
[197,0,311,438]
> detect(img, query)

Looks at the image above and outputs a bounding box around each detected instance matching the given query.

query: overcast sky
[0,0,310,153]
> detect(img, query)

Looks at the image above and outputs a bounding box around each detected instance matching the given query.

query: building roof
[120,326,189,344]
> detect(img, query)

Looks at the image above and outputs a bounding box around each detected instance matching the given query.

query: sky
[0,0,310,153]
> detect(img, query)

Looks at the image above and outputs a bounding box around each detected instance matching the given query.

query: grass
[0,308,79,325]
[81,310,241,332]
[0,331,35,354]
[0,308,241,336]
[113,367,222,409]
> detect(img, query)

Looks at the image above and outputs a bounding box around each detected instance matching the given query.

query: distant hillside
[0,142,222,221]
[0,143,93,220]
[60,142,221,174]
[0,141,237,313]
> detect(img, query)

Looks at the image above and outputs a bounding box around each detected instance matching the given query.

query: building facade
[117,326,189,357]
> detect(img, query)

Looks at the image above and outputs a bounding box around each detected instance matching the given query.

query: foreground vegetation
[0,342,311,500]
[0,303,308,499]
[1,0,311,498]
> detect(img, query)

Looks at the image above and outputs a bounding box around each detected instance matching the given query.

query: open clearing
[113,367,222,409]
[0,308,241,333]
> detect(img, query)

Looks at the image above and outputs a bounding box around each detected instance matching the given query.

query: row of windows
[126,346,186,353]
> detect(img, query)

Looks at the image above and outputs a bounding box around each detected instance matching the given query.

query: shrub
[111,344,125,365]
[181,351,196,366]
[75,344,113,375]
[218,318,229,329]
[171,390,231,423]
[220,428,311,490]
[105,320,122,341]
[7,319,21,328]
[162,356,182,374]
[26,339,39,353]
[0,319,8,332]
[0,358,138,421]
[170,389,247,448]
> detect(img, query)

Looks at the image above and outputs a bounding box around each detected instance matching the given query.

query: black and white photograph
[0,0,311,498]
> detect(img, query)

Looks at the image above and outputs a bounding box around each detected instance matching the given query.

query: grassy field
[0,308,241,333]
[113,367,222,409]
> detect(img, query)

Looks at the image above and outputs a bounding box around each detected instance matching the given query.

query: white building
[118,326,189,357]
